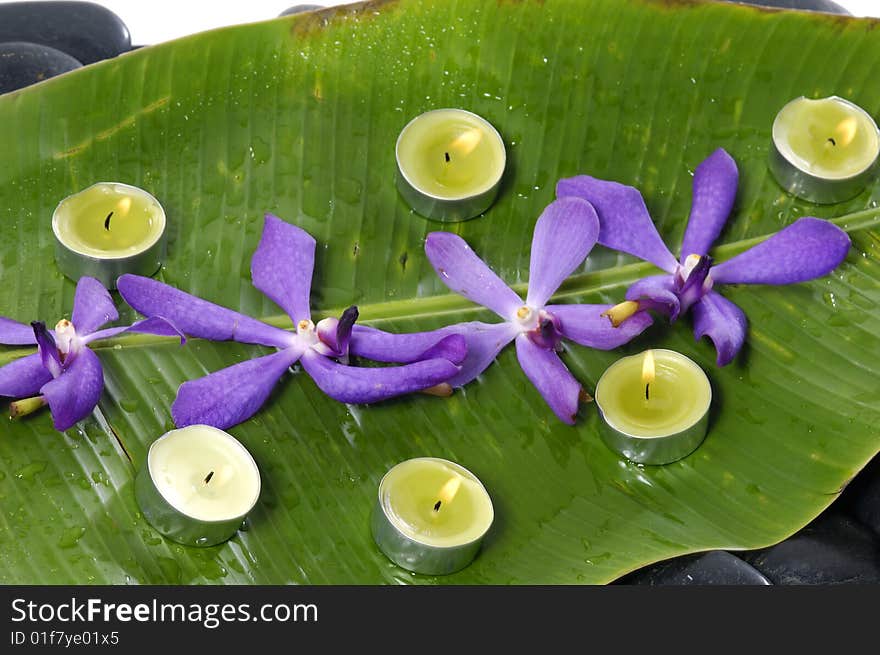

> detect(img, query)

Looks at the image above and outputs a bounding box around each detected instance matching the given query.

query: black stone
[0,41,81,95]
[618,551,770,585]
[0,2,130,65]
[280,5,325,16]
[723,0,848,13]
[836,453,880,537]
[741,513,880,584]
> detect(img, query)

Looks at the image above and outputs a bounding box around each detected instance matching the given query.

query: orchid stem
[9,396,47,421]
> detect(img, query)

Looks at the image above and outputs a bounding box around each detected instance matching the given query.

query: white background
[31,0,880,46]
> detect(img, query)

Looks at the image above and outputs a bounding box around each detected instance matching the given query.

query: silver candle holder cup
[395,109,506,222]
[769,96,880,205]
[594,350,712,466]
[52,182,167,289]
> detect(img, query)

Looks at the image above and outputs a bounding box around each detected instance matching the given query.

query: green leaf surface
[0,0,878,584]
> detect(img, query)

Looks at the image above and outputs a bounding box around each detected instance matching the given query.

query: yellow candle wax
[770,96,880,204]
[774,96,879,179]
[396,109,506,221]
[52,182,168,288]
[380,458,493,548]
[595,349,711,438]
[372,457,493,574]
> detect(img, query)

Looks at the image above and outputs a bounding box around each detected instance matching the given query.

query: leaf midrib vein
[0,208,876,364]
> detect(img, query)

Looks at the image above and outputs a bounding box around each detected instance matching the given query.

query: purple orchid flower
[347,197,653,424]
[0,276,183,431]
[556,148,852,366]
[117,214,466,431]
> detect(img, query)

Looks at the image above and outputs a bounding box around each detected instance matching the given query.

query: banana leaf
[0,0,878,584]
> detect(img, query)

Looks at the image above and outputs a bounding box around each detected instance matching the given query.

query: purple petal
[32,322,62,378]
[172,347,303,430]
[625,274,682,320]
[710,218,851,286]
[514,335,583,424]
[300,350,461,404]
[250,213,315,324]
[556,175,677,273]
[117,274,292,349]
[526,198,600,308]
[416,334,467,366]
[691,291,747,367]
[547,303,653,349]
[0,353,53,398]
[84,316,186,345]
[425,232,523,319]
[0,317,36,346]
[351,322,516,386]
[71,276,117,335]
[350,324,458,363]
[40,347,104,431]
[680,148,738,261]
[447,322,518,386]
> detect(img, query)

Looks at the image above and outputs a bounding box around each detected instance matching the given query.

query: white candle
[135,425,261,547]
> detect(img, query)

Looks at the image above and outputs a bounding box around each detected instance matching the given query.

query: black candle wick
[433,500,442,512]
[204,471,214,484]
[444,152,451,163]
[645,383,650,401]
[104,211,114,231]
[828,137,837,146]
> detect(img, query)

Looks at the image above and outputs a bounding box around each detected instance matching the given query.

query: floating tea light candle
[371,457,494,575]
[594,349,711,465]
[770,96,880,204]
[52,182,167,288]
[395,109,506,222]
[135,424,261,547]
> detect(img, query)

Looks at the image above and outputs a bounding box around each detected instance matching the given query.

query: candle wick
[645,383,650,401]
[104,211,114,231]
[827,137,837,146]
[204,471,214,484]
[433,500,442,512]
[444,152,451,163]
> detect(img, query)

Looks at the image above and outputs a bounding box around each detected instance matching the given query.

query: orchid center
[682,253,703,278]
[515,305,536,328]
[525,309,563,350]
[677,253,714,291]
[295,318,320,348]
[54,318,78,356]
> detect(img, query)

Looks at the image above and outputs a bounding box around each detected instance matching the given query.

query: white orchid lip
[53,318,78,357]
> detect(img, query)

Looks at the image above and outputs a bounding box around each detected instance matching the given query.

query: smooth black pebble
[0,1,130,65]
[619,550,770,585]
[280,5,325,16]
[0,41,81,94]
[741,513,880,584]
[836,454,880,537]
[723,0,848,12]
